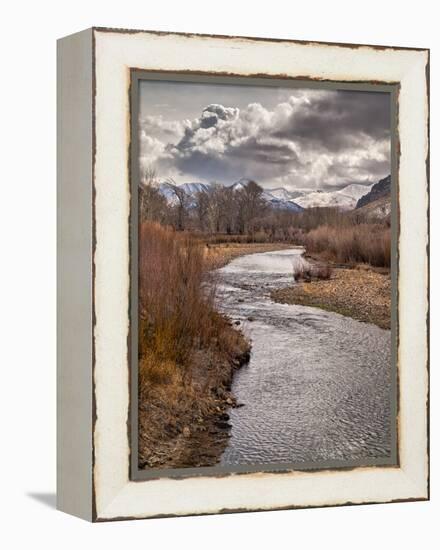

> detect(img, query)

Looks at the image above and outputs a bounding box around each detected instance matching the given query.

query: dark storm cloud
[275,91,390,152]
[226,136,301,166]
[167,149,239,183]
[139,88,391,190]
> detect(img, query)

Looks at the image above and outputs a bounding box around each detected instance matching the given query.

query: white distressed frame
[88,29,429,520]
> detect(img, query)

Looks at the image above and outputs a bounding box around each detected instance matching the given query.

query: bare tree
[234,181,267,235]
[206,184,225,234]
[163,178,190,231]
[194,188,210,232]
[221,185,238,234]
[193,183,237,234]
[139,166,169,223]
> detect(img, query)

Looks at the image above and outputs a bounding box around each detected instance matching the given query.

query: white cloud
[138,90,391,190]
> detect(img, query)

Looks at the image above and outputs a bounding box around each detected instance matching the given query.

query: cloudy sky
[138,80,391,192]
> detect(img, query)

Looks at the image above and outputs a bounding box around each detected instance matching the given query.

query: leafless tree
[139,166,169,223]
[235,180,267,235]
[194,188,210,231]
[163,178,190,231]
[206,184,226,234]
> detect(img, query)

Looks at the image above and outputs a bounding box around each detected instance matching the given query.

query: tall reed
[139,222,247,386]
[304,224,391,267]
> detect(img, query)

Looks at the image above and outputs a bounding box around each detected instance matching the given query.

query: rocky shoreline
[271,264,391,330]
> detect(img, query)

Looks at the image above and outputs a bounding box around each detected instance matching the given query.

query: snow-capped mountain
[295,191,354,210]
[265,187,297,201]
[156,178,374,212]
[158,182,211,206]
[294,183,373,210]
[229,178,252,192]
[179,182,212,195]
[158,182,179,204]
[265,196,303,212]
[340,183,375,201]
[230,179,303,211]
[230,180,372,211]
[158,179,303,212]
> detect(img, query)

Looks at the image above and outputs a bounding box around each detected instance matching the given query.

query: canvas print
[135,78,396,472]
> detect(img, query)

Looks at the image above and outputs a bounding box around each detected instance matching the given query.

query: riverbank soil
[138,320,250,469]
[272,265,391,329]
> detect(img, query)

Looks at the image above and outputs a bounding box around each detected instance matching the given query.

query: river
[215,248,392,467]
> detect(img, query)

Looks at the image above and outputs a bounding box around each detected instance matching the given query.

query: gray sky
[138,80,391,192]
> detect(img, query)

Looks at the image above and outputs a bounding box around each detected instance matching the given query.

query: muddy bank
[272,265,391,329]
[138,325,250,469]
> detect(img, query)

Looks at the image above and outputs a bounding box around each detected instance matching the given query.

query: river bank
[138,328,250,469]
[216,247,392,464]
[139,242,289,470]
[271,264,391,329]
[139,243,392,470]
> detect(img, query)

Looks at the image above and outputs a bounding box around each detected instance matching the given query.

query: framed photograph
[57,27,429,521]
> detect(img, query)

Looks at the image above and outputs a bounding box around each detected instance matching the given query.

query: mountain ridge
[158,179,304,212]
[356,175,391,209]
[295,183,374,210]
[156,177,386,212]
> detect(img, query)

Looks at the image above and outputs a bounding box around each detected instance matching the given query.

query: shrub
[292,256,333,282]
[292,256,316,282]
[303,224,390,268]
[138,222,249,387]
[139,223,206,368]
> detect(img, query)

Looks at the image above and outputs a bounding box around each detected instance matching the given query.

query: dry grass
[314,264,333,280]
[139,222,241,375]
[192,211,391,270]
[303,224,391,268]
[138,222,250,468]
[192,232,266,244]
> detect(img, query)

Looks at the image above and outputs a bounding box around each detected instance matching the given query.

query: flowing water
[215,248,392,466]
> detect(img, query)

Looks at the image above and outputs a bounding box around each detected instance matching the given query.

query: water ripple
[215,249,392,466]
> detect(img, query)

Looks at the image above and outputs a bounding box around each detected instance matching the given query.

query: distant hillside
[356,175,391,209]
[355,196,391,221]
